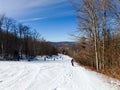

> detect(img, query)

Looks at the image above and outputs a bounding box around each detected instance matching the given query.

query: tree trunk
[1,42,3,57]
[102,1,107,69]
[93,28,99,71]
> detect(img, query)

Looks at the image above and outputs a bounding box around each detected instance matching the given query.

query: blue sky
[0,0,77,42]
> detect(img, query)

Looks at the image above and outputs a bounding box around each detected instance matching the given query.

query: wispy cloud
[19,17,46,23]
[0,0,67,17]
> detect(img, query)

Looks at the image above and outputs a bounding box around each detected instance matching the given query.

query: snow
[0,54,119,90]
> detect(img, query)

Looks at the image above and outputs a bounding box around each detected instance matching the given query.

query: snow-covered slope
[0,54,119,90]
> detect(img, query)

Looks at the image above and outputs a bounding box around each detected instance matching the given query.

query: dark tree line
[0,15,58,60]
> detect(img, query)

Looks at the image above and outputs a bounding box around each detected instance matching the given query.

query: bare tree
[71,0,120,78]
[76,0,100,70]
[4,17,13,57]
[0,15,5,57]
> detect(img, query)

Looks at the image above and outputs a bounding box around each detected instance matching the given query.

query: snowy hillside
[0,54,119,90]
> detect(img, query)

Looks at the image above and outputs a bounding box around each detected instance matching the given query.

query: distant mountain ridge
[50,41,76,45]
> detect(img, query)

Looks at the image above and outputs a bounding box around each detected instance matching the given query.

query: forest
[0,15,58,60]
[67,0,120,79]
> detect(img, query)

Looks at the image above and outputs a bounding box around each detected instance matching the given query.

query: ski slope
[0,54,119,90]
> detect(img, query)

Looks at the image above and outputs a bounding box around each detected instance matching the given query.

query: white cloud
[0,0,67,17]
[19,17,46,22]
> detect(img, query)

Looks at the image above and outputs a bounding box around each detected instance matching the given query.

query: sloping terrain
[0,54,119,90]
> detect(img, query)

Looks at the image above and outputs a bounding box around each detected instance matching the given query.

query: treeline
[68,0,120,79]
[0,15,58,60]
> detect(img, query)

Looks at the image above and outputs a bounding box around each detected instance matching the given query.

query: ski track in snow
[0,54,119,90]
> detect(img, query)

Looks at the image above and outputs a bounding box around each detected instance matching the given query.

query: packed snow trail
[0,54,119,90]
